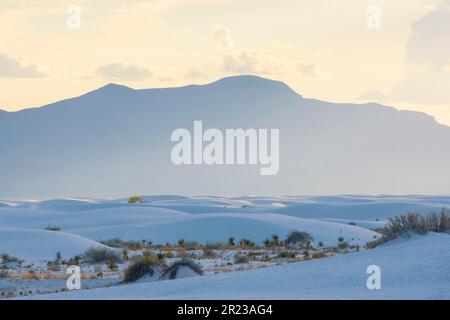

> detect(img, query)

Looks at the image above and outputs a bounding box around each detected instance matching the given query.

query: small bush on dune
[337,240,349,250]
[202,249,218,259]
[277,251,296,259]
[45,225,61,231]
[128,196,142,204]
[312,251,327,259]
[239,239,256,248]
[205,242,225,250]
[285,231,313,248]
[1,254,19,264]
[100,238,145,250]
[123,253,162,283]
[83,247,122,264]
[234,253,250,264]
[0,268,8,279]
[160,258,203,280]
[366,210,450,249]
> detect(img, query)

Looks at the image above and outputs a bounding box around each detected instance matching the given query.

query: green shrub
[277,251,296,259]
[234,253,250,264]
[160,258,203,280]
[285,231,313,248]
[123,254,161,283]
[202,249,218,259]
[128,196,142,204]
[312,251,327,259]
[239,239,256,248]
[365,211,450,249]
[337,241,349,250]
[1,254,19,264]
[83,247,122,264]
[0,268,8,279]
[100,238,145,250]
[45,225,61,231]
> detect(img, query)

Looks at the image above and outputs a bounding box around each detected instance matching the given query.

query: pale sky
[1,0,450,125]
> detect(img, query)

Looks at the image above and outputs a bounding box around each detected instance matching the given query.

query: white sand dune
[0,228,109,261]
[28,233,450,300]
[1,194,448,258]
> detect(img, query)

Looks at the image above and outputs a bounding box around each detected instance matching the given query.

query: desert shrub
[83,247,122,264]
[27,270,39,280]
[1,254,19,264]
[205,242,225,250]
[128,196,142,204]
[184,241,200,250]
[312,251,327,259]
[108,260,118,271]
[337,241,349,250]
[202,249,218,259]
[277,251,296,259]
[67,255,81,266]
[382,211,450,238]
[271,234,280,246]
[160,258,203,280]
[239,239,256,248]
[234,253,250,264]
[45,225,61,231]
[123,254,161,283]
[100,238,144,250]
[438,210,450,232]
[365,210,450,249]
[158,251,174,259]
[0,268,8,279]
[285,231,313,248]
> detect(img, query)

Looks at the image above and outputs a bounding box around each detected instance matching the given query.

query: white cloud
[212,25,324,77]
[223,50,323,77]
[96,62,152,81]
[406,3,450,67]
[211,24,234,51]
[361,3,450,106]
[0,51,49,78]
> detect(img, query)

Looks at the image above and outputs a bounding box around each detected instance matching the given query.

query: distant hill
[1,75,450,198]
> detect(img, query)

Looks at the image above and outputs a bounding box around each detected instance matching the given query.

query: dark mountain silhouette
[1,75,449,198]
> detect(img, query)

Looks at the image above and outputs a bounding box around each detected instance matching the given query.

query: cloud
[361,3,450,106]
[223,50,324,77]
[387,67,450,105]
[96,62,152,81]
[212,25,324,77]
[406,3,450,67]
[211,24,234,51]
[0,51,48,78]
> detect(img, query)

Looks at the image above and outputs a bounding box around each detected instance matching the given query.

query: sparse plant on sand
[83,247,122,264]
[45,225,61,231]
[234,253,250,264]
[160,258,203,280]
[285,231,313,248]
[128,195,142,204]
[123,253,162,283]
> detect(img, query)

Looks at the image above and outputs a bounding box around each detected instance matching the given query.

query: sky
[1,0,450,125]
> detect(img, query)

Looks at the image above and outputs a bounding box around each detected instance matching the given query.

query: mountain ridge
[1,75,450,198]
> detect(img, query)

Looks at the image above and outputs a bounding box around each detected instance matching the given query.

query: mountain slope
[1,75,450,198]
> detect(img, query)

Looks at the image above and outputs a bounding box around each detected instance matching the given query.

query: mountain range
[1,75,450,198]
